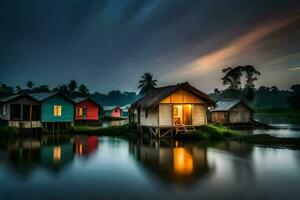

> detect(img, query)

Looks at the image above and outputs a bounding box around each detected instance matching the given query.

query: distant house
[29,92,74,130]
[211,99,254,124]
[0,93,41,128]
[103,106,122,118]
[130,82,214,137]
[120,104,131,118]
[73,97,101,122]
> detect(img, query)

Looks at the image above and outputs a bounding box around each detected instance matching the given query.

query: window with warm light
[77,107,83,116]
[54,105,62,116]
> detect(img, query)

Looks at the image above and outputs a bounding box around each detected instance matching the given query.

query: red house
[73,97,101,121]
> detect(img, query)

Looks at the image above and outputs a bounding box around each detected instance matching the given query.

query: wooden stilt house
[73,97,101,123]
[29,92,74,132]
[0,94,41,128]
[211,99,254,124]
[130,82,215,137]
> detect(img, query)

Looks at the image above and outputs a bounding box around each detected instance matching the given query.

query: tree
[288,84,300,109]
[16,86,22,93]
[138,73,157,94]
[221,65,261,101]
[79,84,89,96]
[68,80,77,93]
[27,81,34,89]
[53,85,69,94]
[0,84,14,97]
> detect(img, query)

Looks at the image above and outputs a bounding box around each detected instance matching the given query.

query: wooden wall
[41,95,74,122]
[75,99,99,121]
[211,112,228,124]
[139,108,158,127]
[229,103,252,123]
[192,104,206,126]
[159,104,172,126]
[160,89,204,104]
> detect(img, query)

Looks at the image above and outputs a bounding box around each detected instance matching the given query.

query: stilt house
[130,82,214,137]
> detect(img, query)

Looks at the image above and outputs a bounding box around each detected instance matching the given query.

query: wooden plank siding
[192,104,206,126]
[139,108,159,127]
[158,104,172,127]
[41,95,74,122]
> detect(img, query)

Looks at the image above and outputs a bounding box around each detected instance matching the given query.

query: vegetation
[138,72,157,94]
[0,126,20,135]
[72,124,138,139]
[221,65,260,102]
[0,80,140,106]
[288,84,300,110]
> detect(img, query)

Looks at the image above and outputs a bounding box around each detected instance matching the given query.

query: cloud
[170,14,300,79]
[289,67,300,71]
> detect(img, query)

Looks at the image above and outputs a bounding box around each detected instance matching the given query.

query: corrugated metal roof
[0,94,24,103]
[29,92,58,101]
[73,97,88,103]
[103,106,120,111]
[212,99,244,111]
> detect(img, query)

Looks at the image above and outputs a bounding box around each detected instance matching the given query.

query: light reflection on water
[0,135,300,199]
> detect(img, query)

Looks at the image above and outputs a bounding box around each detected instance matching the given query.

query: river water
[0,135,299,199]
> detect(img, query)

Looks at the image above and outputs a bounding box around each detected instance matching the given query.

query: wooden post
[20,104,23,122]
[29,104,32,121]
[52,122,54,134]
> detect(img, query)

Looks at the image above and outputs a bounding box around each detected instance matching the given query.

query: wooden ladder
[175,125,195,134]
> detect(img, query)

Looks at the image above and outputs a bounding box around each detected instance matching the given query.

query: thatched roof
[131,82,215,109]
[212,99,254,112]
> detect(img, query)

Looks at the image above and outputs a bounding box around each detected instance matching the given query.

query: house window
[115,108,118,112]
[77,107,83,116]
[145,109,148,118]
[54,105,62,116]
[82,107,87,117]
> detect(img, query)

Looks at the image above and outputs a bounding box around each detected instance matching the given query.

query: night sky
[0,0,299,93]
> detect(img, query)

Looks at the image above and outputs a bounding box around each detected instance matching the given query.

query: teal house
[30,92,74,131]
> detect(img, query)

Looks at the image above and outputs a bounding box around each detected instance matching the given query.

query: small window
[115,108,118,112]
[82,107,87,117]
[54,105,62,116]
[77,107,83,117]
[145,109,148,118]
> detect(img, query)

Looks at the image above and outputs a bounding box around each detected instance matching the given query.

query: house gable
[160,89,204,104]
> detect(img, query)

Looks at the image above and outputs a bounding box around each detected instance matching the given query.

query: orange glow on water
[173,148,193,175]
[53,146,61,162]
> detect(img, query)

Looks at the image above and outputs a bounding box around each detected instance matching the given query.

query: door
[173,104,192,125]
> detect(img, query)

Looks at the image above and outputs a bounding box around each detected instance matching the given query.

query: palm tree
[138,73,157,94]
[27,81,34,89]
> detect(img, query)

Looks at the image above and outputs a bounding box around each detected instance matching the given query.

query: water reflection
[129,139,212,184]
[0,135,300,199]
[0,135,99,175]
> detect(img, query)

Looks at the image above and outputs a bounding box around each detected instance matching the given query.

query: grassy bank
[72,124,138,139]
[175,124,238,140]
[0,126,20,135]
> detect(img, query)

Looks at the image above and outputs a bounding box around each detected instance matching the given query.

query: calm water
[0,135,300,200]
[249,114,300,138]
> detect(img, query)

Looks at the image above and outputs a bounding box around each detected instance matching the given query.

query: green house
[29,92,74,128]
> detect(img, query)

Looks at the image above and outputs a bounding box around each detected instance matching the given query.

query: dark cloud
[0,0,299,92]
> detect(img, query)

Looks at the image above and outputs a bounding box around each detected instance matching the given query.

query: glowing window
[77,107,83,116]
[54,105,62,116]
